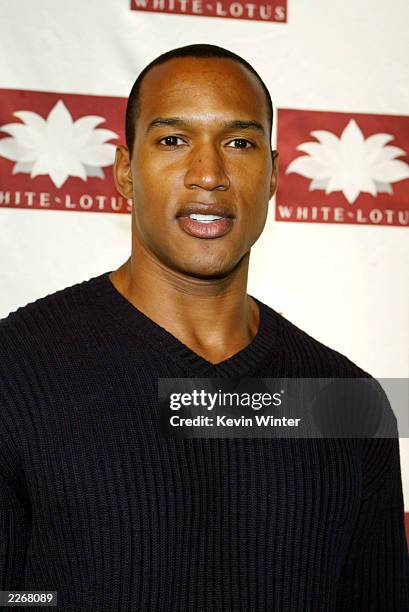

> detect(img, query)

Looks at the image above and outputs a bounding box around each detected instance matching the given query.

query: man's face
[115,56,278,279]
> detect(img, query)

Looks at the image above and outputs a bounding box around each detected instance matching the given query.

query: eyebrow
[145,116,266,135]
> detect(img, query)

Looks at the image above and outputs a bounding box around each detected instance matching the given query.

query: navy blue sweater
[0,270,408,610]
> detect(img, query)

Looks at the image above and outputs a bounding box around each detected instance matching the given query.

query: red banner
[130,0,287,22]
[0,89,130,214]
[276,108,409,227]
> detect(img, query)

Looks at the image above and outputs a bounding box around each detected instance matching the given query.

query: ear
[269,149,279,199]
[113,145,133,199]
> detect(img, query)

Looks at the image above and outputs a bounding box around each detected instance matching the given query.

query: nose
[184,142,230,191]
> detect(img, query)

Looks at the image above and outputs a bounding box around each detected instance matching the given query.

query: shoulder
[269,305,371,377]
[270,309,400,494]
[0,272,106,357]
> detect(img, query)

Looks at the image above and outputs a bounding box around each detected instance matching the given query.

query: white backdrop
[1,1,408,519]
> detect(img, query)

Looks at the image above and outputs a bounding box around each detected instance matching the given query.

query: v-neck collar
[90,270,281,377]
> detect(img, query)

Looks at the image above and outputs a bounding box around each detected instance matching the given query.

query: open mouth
[188,213,225,223]
[177,213,234,238]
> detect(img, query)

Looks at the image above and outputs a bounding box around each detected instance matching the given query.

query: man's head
[125,44,274,160]
[114,43,278,281]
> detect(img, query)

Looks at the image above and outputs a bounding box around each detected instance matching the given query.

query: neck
[109,247,259,365]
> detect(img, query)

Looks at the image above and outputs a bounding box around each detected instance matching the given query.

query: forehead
[137,57,269,128]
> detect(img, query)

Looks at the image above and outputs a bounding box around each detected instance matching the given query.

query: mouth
[176,204,235,239]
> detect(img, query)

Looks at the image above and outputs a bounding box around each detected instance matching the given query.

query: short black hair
[125,43,273,158]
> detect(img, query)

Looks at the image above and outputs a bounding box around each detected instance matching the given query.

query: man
[0,44,408,611]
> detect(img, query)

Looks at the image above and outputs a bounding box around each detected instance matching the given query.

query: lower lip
[177,216,234,238]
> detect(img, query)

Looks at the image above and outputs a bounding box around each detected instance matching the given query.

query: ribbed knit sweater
[0,270,408,611]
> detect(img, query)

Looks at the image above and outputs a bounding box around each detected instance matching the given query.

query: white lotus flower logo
[0,100,118,188]
[286,119,409,204]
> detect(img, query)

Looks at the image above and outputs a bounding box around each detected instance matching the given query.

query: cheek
[235,162,270,194]
[132,179,161,216]
[239,184,269,222]
[134,158,182,200]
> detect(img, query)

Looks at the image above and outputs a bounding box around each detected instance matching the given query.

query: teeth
[189,213,223,222]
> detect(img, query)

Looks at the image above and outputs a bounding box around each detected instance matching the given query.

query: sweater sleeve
[0,336,31,589]
[336,436,409,611]
[0,473,30,589]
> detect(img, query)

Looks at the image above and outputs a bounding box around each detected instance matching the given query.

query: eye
[158,136,186,147]
[226,138,254,149]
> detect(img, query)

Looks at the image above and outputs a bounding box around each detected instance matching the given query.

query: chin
[177,258,240,280]
[187,269,231,280]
